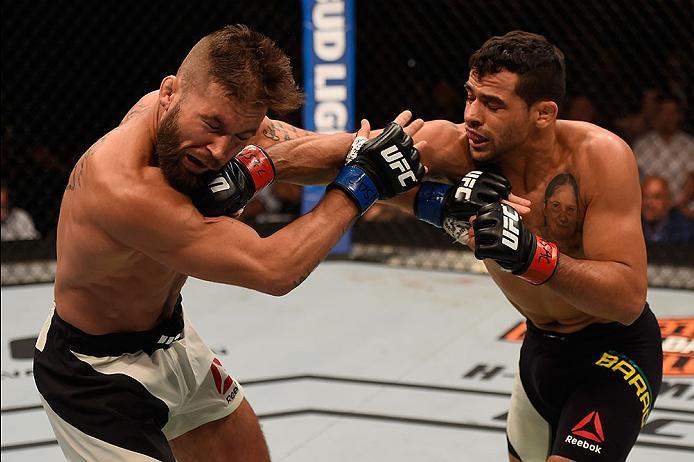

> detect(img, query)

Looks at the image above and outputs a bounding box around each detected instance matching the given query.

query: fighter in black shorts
[397,31,663,460]
[510,305,661,460]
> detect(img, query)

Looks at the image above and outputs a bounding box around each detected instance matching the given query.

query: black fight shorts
[506,304,662,462]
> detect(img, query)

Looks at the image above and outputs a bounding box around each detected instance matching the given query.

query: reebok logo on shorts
[564,410,604,454]
[210,358,239,403]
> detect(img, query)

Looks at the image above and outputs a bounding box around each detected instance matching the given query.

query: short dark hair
[181,24,303,114]
[469,31,566,109]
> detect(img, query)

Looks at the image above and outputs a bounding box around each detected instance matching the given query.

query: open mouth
[466,130,489,147]
[183,154,210,173]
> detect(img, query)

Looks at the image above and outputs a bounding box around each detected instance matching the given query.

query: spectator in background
[633,94,694,205]
[1,182,40,241]
[679,170,694,220]
[430,79,463,121]
[641,175,694,243]
[663,49,689,113]
[615,87,659,144]
[563,92,616,132]
[565,94,597,123]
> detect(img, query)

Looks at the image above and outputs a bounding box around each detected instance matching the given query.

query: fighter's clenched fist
[330,112,426,214]
[472,202,559,285]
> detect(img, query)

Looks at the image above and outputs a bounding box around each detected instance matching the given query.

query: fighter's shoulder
[417,120,465,145]
[87,139,180,216]
[97,167,193,236]
[560,120,635,173]
[415,120,473,179]
[119,91,158,126]
[559,120,638,198]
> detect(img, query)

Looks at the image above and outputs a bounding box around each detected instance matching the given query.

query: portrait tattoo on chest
[538,173,585,257]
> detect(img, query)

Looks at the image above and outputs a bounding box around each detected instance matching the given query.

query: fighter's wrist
[234,145,275,194]
[329,165,379,214]
[414,181,452,227]
[345,135,368,165]
[513,236,559,285]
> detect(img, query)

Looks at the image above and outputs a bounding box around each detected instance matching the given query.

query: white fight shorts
[33,297,245,461]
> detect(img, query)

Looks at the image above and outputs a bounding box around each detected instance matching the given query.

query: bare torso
[420,119,630,332]
[55,92,187,334]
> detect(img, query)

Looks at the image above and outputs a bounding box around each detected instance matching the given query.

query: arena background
[1,1,693,460]
[2,0,693,288]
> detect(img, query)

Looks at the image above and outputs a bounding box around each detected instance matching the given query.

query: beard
[155,105,209,195]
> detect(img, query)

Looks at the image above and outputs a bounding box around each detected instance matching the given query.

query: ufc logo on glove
[455,170,482,201]
[501,204,520,250]
[381,145,417,187]
[209,176,231,193]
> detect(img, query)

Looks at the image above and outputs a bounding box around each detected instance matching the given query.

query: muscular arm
[249,117,474,187]
[545,137,648,324]
[102,180,358,296]
[252,117,353,185]
[386,120,475,213]
[254,117,314,146]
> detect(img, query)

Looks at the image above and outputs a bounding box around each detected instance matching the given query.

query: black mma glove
[329,122,425,214]
[414,170,511,227]
[473,202,559,285]
[192,145,275,217]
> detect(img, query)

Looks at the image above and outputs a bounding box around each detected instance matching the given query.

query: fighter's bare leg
[507,453,574,461]
[169,399,270,462]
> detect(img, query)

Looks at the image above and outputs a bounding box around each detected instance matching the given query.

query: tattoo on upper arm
[263,121,301,142]
[65,135,107,191]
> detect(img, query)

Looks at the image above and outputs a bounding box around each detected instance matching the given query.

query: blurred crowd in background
[2,1,693,247]
[8,87,691,244]
[229,89,694,246]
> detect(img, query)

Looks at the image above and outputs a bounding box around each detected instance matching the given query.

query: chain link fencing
[2,0,692,289]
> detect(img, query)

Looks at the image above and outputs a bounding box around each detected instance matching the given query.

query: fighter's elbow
[259,272,295,297]
[616,289,647,326]
[266,281,294,297]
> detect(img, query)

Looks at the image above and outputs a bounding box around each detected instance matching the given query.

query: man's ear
[159,76,177,110]
[535,101,558,128]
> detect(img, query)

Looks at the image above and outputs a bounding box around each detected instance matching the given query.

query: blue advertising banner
[301,0,355,254]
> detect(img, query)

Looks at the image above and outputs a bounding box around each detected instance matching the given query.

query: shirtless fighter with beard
[33,24,426,461]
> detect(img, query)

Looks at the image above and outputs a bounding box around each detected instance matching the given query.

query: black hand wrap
[192,145,275,217]
[473,203,558,285]
[329,122,425,214]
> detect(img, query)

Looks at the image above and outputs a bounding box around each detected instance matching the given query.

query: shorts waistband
[51,296,185,357]
[525,303,653,342]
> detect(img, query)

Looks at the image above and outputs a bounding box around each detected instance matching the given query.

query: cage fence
[2,0,692,289]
